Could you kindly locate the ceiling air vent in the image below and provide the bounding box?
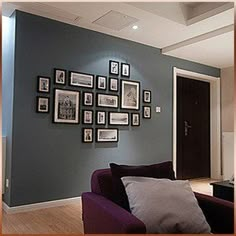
[93,10,139,31]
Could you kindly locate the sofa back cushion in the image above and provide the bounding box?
[110,161,175,211]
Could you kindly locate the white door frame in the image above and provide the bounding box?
[173,67,222,180]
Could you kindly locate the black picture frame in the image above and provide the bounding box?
[96,75,107,90]
[83,91,94,106]
[96,111,106,125]
[53,88,80,124]
[36,96,49,113]
[121,63,130,78]
[108,112,129,126]
[131,113,140,126]
[96,128,119,143]
[143,90,151,103]
[82,110,93,125]
[120,79,140,110]
[109,77,119,92]
[37,76,50,93]
[82,128,93,143]
[69,71,94,88]
[54,68,66,85]
[143,106,151,119]
[109,60,119,76]
[96,93,119,108]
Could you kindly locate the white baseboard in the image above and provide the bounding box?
[2,196,81,214]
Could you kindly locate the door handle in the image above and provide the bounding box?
[184,121,192,136]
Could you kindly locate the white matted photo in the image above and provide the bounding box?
[38,76,50,93]
[109,112,129,125]
[69,71,94,88]
[143,106,151,119]
[54,89,80,123]
[143,90,151,103]
[121,63,130,78]
[83,110,93,124]
[83,92,93,106]
[131,113,140,126]
[96,128,118,142]
[109,60,119,75]
[37,97,49,113]
[82,128,93,143]
[54,69,66,85]
[121,80,140,110]
[109,78,118,91]
[96,111,106,125]
[97,76,107,90]
[97,94,119,108]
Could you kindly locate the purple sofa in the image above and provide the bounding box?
[82,167,234,234]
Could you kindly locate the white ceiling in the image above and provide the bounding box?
[3,2,234,69]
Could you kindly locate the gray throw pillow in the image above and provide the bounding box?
[121,176,211,234]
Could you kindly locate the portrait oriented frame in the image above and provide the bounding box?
[96,110,106,125]
[109,60,119,76]
[82,128,93,143]
[82,110,94,125]
[83,91,94,107]
[143,106,151,119]
[36,96,50,113]
[37,76,50,93]
[121,63,130,78]
[109,77,119,92]
[131,113,140,126]
[54,68,66,85]
[143,90,152,103]
[96,75,107,90]
[121,79,140,110]
[53,89,80,124]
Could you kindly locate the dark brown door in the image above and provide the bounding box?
[177,76,210,179]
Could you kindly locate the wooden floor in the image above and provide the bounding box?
[2,179,214,234]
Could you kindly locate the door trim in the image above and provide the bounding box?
[173,67,222,179]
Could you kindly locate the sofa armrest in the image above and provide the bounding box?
[82,192,146,234]
[194,192,234,234]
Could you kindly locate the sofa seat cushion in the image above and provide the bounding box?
[110,161,175,211]
[121,176,211,234]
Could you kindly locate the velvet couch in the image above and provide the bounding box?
[82,167,234,234]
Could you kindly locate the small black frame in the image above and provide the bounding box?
[37,76,50,93]
[83,91,94,107]
[96,110,106,125]
[82,110,94,125]
[36,96,50,113]
[109,60,119,76]
[96,128,119,143]
[121,63,130,78]
[109,77,119,92]
[143,90,152,103]
[108,112,129,126]
[69,71,94,88]
[143,106,151,119]
[96,75,107,90]
[131,113,140,126]
[54,68,66,85]
[82,128,93,143]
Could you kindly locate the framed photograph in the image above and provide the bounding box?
[121,63,130,78]
[131,113,140,126]
[38,76,50,93]
[96,128,119,142]
[36,96,49,113]
[109,78,118,92]
[96,111,106,125]
[143,106,151,119]
[83,92,93,106]
[54,68,66,85]
[82,110,93,124]
[97,93,119,108]
[109,60,119,76]
[143,90,151,103]
[82,128,93,143]
[69,71,94,88]
[109,112,129,126]
[97,75,107,90]
[121,80,140,110]
[53,89,80,124]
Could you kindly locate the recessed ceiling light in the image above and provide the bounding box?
[132,25,138,30]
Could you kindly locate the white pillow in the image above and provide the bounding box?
[121,176,211,234]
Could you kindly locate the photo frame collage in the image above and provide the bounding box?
[36,60,152,143]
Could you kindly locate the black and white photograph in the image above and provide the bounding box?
[97,76,107,90]
[143,90,151,103]
[83,110,93,124]
[121,80,140,110]
[121,63,130,78]
[36,96,49,113]
[38,76,50,93]
[97,93,119,108]
[96,128,118,142]
[53,89,79,123]
[82,128,93,143]
[109,112,129,126]
[131,113,140,126]
[54,69,66,85]
[109,78,118,91]
[69,71,94,88]
[143,106,151,119]
[109,60,119,75]
[83,92,93,106]
[96,111,106,125]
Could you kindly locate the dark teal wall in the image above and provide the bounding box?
[4,11,220,206]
